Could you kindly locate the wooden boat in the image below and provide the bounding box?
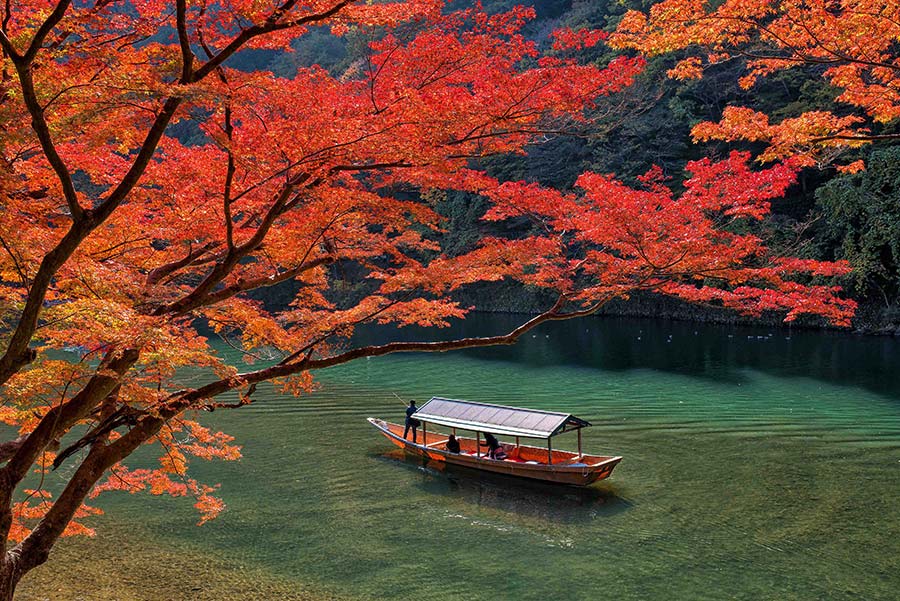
[368,397,622,486]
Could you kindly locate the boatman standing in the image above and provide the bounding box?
[403,400,420,443]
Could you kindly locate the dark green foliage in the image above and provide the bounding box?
[817,147,900,309]
[268,27,353,77]
[429,190,490,257]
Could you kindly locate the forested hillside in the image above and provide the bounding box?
[227,0,900,332]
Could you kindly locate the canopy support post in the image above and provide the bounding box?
[577,429,582,458]
[423,420,427,446]
[515,436,519,448]
[476,432,481,458]
[547,437,552,465]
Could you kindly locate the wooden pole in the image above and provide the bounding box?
[547,437,552,465]
[423,420,427,446]
[476,432,481,458]
[577,429,582,458]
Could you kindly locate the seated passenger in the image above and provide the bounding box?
[480,432,507,460]
[446,434,461,454]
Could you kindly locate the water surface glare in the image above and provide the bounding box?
[21,315,900,600]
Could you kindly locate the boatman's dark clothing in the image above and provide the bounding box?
[403,404,420,443]
[447,437,461,453]
[480,433,505,459]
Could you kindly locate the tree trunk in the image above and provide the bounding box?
[0,556,22,601]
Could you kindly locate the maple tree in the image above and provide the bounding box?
[609,0,900,171]
[0,0,855,597]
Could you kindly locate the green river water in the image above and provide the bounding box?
[18,315,900,600]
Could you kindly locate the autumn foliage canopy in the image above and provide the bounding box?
[0,0,856,593]
[610,0,900,170]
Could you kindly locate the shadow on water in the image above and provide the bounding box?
[374,449,632,524]
[356,313,900,399]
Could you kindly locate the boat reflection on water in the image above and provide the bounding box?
[376,449,632,524]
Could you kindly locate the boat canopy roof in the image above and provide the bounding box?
[413,397,590,439]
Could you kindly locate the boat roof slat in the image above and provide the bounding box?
[504,412,527,428]
[443,403,466,419]
[413,397,591,439]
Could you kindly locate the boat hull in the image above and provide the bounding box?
[368,418,621,486]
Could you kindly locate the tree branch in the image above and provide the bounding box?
[152,175,308,316]
[161,294,616,408]
[223,104,236,251]
[199,255,335,307]
[91,96,184,224]
[175,0,194,82]
[0,348,138,548]
[810,132,900,143]
[0,438,27,466]
[11,61,83,221]
[22,0,72,64]
[0,0,346,387]
[191,0,353,83]
[0,225,89,386]
[145,241,220,287]
[38,295,606,538]
[0,235,27,287]
[0,30,19,63]
[13,413,151,573]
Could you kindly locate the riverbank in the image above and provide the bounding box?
[449,282,900,336]
[256,276,900,336]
